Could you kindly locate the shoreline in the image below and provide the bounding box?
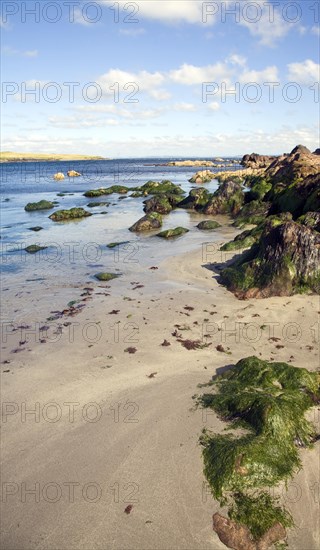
[1,235,319,550]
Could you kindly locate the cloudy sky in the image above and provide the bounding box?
[1,0,319,157]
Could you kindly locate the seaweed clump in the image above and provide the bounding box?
[197,356,319,547]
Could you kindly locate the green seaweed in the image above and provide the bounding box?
[94,272,120,281]
[25,200,54,212]
[49,208,92,222]
[156,227,189,238]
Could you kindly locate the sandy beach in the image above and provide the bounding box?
[1,235,319,550]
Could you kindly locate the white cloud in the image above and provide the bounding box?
[169,62,232,85]
[208,102,220,111]
[173,102,197,112]
[239,66,279,84]
[119,28,146,37]
[227,54,247,67]
[311,26,320,36]
[2,46,38,57]
[239,0,292,47]
[287,60,320,85]
[99,0,214,25]
[97,68,168,100]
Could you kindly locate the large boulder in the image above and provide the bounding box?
[129,212,162,232]
[220,221,320,298]
[241,153,276,169]
[177,188,212,210]
[143,195,173,214]
[189,169,215,183]
[203,181,244,215]
[49,208,92,222]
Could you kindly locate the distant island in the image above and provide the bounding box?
[0,152,108,163]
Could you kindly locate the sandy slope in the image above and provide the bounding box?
[1,245,319,550]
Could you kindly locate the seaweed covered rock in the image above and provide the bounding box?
[25,245,48,254]
[298,211,320,232]
[203,180,244,216]
[137,180,184,196]
[84,186,129,198]
[25,200,55,212]
[220,220,320,298]
[189,169,215,183]
[245,176,272,201]
[197,220,221,230]
[198,356,319,547]
[49,208,92,222]
[156,227,189,238]
[87,201,110,208]
[241,153,276,169]
[223,213,293,252]
[177,187,212,210]
[234,200,271,228]
[143,195,173,214]
[94,272,120,281]
[129,212,162,232]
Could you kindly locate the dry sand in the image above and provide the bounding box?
[1,242,319,550]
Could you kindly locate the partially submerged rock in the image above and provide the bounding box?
[137,180,184,197]
[84,185,129,198]
[67,170,81,177]
[28,226,43,232]
[94,272,120,281]
[87,201,110,208]
[25,245,48,254]
[54,172,65,180]
[156,227,189,238]
[49,208,92,222]
[25,200,54,212]
[143,195,173,214]
[107,241,129,249]
[203,181,244,216]
[189,169,215,184]
[129,212,162,232]
[212,513,286,550]
[178,188,212,210]
[197,220,221,230]
[220,221,320,298]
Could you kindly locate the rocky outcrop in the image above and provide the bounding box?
[177,188,212,210]
[143,195,173,215]
[203,181,244,215]
[25,200,54,211]
[54,172,65,180]
[67,170,81,177]
[156,227,189,238]
[220,221,320,298]
[212,513,286,550]
[298,211,320,232]
[241,153,276,169]
[84,186,129,197]
[129,212,162,232]
[189,170,215,183]
[49,208,92,222]
[266,145,320,183]
[168,160,215,167]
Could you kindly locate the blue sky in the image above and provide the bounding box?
[1,0,319,157]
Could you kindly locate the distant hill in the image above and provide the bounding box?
[0,152,108,163]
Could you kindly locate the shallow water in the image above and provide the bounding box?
[1,158,241,321]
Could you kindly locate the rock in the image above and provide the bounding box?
[313,148,320,155]
[25,245,48,254]
[167,160,215,167]
[138,180,184,196]
[220,221,320,298]
[241,153,276,169]
[49,208,92,222]
[178,188,212,210]
[234,200,271,227]
[224,213,292,251]
[298,211,320,232]
[94,272,120,281]
[129,212,163,232]
[25,200,54,212]
[246,176,272,201]
[87,201,110,208]
[28,226,43,232]
[67,170,81,177]
[265,145,320,185]
[212,513,286,550]
[54,172,65,180]
[84,186,129,197]
[189,169,215,183]
[156,227,189,238]
[203,181,244,216]
[196,220,221,230]
[143,195,173,214]
[107,241,130,249]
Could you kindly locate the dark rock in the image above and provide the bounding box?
[49,208,92,222]
[220,221,320,298]
[84,186,129,198]
[143,195,172,214]
[25,245,48,254]
[197,220,221,230]
[241,153,276,169]
[29,226,43,232]
[129,212,163,232]
[177,188,212,210]
[25,200,54,212]
[156,227,189,238]
[234,201,271,227]
[203,181,244,216]
[298,211,320,232]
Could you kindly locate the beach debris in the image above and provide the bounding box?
[147,372,157,378]
[178,339,211,350]
[54,172,65,180]
[161,340,171,346]
[125,347,137,354]
[124,505,133,514]
[149,266,158,270]
[108,310,120,315]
